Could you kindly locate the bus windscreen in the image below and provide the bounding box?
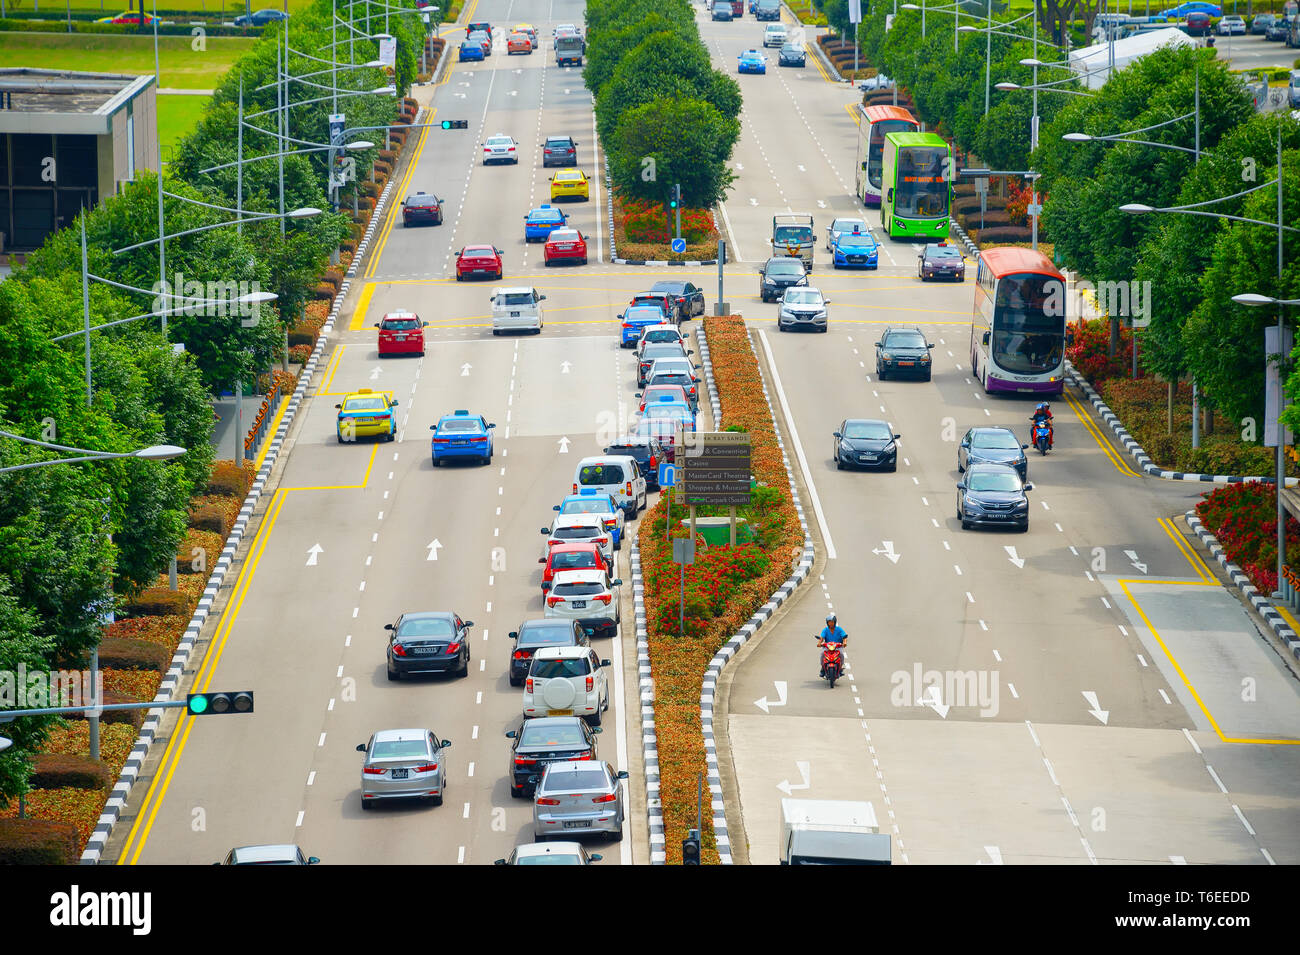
[992,273,1067,375]
[895,147,949,218]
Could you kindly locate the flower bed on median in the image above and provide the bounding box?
[612,189,720,262]
[1195,482,1300,595]
[636,315,803,863]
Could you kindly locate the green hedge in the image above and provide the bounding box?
[0,819,80,865]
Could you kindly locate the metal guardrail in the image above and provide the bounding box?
[242,393,273,462]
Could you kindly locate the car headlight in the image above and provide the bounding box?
[815,310,827,319]
[880,353,894,361]
[964,501,982,514]
[883,442,896,455]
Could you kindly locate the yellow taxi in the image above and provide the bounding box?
[549,168,590,202]
[514,23,538,44]
[335,388,399,443]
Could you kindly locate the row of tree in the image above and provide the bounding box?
[586,0,742,208]
[857,1,1300,433]
[0,0,421,802]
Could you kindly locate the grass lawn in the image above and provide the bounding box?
[0,32,252,87]
[157,91,209,154]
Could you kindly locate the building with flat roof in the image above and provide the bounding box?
[0,68,156,252]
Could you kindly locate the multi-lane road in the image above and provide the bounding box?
[104,0,1300,866]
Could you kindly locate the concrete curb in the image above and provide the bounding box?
[949,217,981,259]
[1184,510,1300,662]
[79,108,414,866]
[696,318,815,865]
[1066,363,1299,487]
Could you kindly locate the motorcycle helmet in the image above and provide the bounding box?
[825,614,837,625]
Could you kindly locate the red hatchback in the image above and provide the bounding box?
[544,228,588,266]
[374,310,427,357]
[456,245,503,281]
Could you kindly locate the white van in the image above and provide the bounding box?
[572,455,646,520]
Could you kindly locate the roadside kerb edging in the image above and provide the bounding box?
[1066,362,1299,487]
[949,217,980,259]
[1185,510,1300,662]
[79,109,416,865]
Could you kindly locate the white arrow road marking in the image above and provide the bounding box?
[460,363,472,377]
[776,760,811,795]
[1082,690,1110,725]
[979,846,1004,865]
[509,90,518,96]
[735,162,745,171]
[369,366,382,380]
[754,680,788,714]
[560,360,572,374]
[305,544,323,566]
[454,92,467,98]
[749,197,758,206]
[871,541,900,563]
[426,539,442,561]
[1004,545,1025,568]
[816,199,826,208]
[1124,549,1148,573]
[797,164,806,172]
[558,436,571,453]
[918,685,950,718]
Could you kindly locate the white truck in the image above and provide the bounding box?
[779,798,892,865]
[771,214,815,272]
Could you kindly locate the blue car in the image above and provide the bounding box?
[738,49,766,74]
[619,304,669,348]
[523,204,567,242]
[458,41,485,62]
[831,230,879,269]
[553,489,625,547]
[430,410,495,465]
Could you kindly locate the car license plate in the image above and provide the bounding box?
[391,768,409,779]
[393,335,406,341]
[413,646,437,654]
[547,709,573,717]
[474,267,487,272]
[987,513,1006,520]
[510,311,520,317]
[563,821,589,829]
[571,600,587,609]
[860,454,875,462]
[899,361,914,366]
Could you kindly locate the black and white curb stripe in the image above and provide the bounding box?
[698,319,815,865]
[79,111,415,865]
[694,315,724,430]
[603,155,719,267]
[949,218,980,259]
[1067,362,1299,487]
[1185,510,1300,662]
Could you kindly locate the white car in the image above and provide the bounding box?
[494,841,603,865]
[827,217,866,250]
[1218,15,1246,34]
[551,490,625,550]
[857,72,893,91]
[635,323,686,359]
[220,844,320,865]
[521,645,612,723]
[483,133,519,164]
[572,454,647,519]
[777,286,830,333]
[763,23,788,47]
[491,286,545,334]
[544,570,623,641]
[542,514,614,564]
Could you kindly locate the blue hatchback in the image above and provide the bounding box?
[832,231,879,269]
[430,410,495,465]
[524,204,567,242]
[458,41,485,62]
[738,49,767,74]
[620,304,669,348]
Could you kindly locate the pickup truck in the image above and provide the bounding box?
[779,798,892,865]
[771,214,815,272]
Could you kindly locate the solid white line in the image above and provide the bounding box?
[613,588,631,867]
[296,811,304,827]
[758,330,835,558]
[593,104,603,263]
[717,200,744,262]
[1261,848,1277,864]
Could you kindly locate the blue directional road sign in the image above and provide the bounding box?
[658,461,677,487]
[671,237,687,254]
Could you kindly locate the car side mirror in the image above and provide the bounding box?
[833,432,841,438]
[540,295,547,300]
[505,730,517,738]
[616,770,629,780]
[423,322,430,327]
[982,332,990,345]
[928,343,935,348]
[553,505,561,510]
[541,528,551,534]
[384,623,394,630]
[823,299,832,304]
[593,727,603,734]
[960,439,970,447]
[894,434,902,439]
[488,423,497,428]
[634,392,642,398]
[463,621,473,628]
[1021,444,1030,450]
[494,858,508,866]
[429,425,436,431]
[334,404,341,409]
[307,857,320,864]
[693,364,701,370]
[538,557,546,563]
[956,482,966,490]
[600,659,612,667]
[441,740,452,748]
[356,743,367,752]
[612,579,623,586]
[589,854,603,862]
[373,322,380,328]
[1024,483,1034,491]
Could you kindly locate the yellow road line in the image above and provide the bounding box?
[844,102,861,125]
[348,279,378,332]
[1062,386,1141,477]
[252,395,290,473]
[809,42,834,83]
[1276,603,1300,635]
[1118,578,1300,745]
[318,344,348,394]
[1156,516,1215,583]
[364,113,433,282]
[285,444,379,490]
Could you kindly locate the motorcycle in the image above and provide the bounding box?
[1031,418,1052,456]
[816,636,845,688]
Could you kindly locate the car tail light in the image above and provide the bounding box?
[512,649,533,660]
[547,595,563,607]
[572,752,593,761]
[536,797,561,806]
[585,676,594,692]
[433,438,451,444]
[572,483,578,494]
[602,518,616,528]
[363,766,386,775]
[472,436,487,442]
[625,481,633,496]
[594,537,607,546]
[392,644,407,657]
[593,594,612,604]
[446,642,460,654]
[514,757,536,766]
[688,387,696,396]
[544,148,553,153]
[414,763,438,773]
[592,792,618,803]
[622,323,632,330]
[508,146,515,151]
[525,678,534,692]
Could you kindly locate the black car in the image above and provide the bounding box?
[650,280,706,321]
[1251,13,1275,34]
[875,325,935,381]
[401,191,443,226]
[629,291,680,326]
[711,1,733,20]
[386,611,472,680]
[755,0,781,19]
[958,427,1028,481]
[467,20,492,37]
[605,435,671,490]
[638,342,692,387]
[833,419,900,472]
[506,717,600,797]
[957,463,1033,532]
[758,257,808,302]
[234,8,289,26]
[542,135,579,167]
[508,619,589,687]
[918,242,965,281]
[1266,14,1292,39]
[778,42,806,67]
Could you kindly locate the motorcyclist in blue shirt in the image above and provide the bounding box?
[818,613,848,676]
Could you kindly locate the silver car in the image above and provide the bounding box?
[1218,14,1246,34]
[533,760,629,841]
[220,844,319,864]
[826,217,866,250]
[357,728,451,809]
[495,841,603,865]
[777,286,830,332]
[763,23,788,47]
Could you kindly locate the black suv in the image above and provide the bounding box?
[507,619,589,686]
[401,191,443,226]
[650,280,706,321]
[542,135,578,167]
[875,325,935,381]
[758,257,808,302]
[755,0,781,19]
[606,435,671,490]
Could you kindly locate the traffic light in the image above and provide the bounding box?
[440,120,468,129]
[187,691,254,715]
[669,183,680,210]
[682,828,701,865]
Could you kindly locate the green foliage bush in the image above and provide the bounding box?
[95,638,170,672]
[0,819,80,865]
[29,755,112,792]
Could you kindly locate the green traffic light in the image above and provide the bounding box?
[188,694,208,715]
[441,120,452,129]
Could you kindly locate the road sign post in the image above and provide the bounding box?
[716,240,727,315]
[672,535,696,637]
[659,460,677,540]
[674,431,752,507]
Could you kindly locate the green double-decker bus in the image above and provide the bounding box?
[880,132,952,241]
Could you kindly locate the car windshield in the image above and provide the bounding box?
[971,431,1021,450]
[968,472,1023,492]
[552,581,605,597]
[773,225,813,242]
[382,318,421,330]
[635,418,678,440]
[645,406,690,420]
[784,290,823,305]
[541,769,609,792]
[560,499,611,515]
[371,739,428,759]
[626,307,664,322]
[767,260,804,276]
[531,210,562,221]
[498,292,533,306]
[650,373,692,388]
[516,855,583,865]
[643,330,680,344]
[557,172,582,181]
[518,626,578,647]
[519,723,587,746]
[832,219,861,233]
[843,421,891,440]
[839,233,873,245]
[546,138,572,147]
[578,465,624,485]
[344,396,387,412]
[396,617,454,637]
[487,136,512,146]
[644,344,686,359]
[550,552,599,570]
[465,247,495,257]
[884,332,926,348]
[553,525,600,539]
[550,230,579,241]
[929,246,960,258]
[438,419,482,434]
[406,196,436,207]
[651,283,685,294]
[531,657,591,678]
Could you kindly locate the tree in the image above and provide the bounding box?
[584,10,698,96]
[608,97,740,207]
[0,574,55,808]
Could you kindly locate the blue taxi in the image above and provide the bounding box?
[524,204,568,243]
[620,304,669,348]
[831,228,879,269]
[641,394,696,433]
[552,488,625,548]
[430,410,496,465]
[738,49,767,74]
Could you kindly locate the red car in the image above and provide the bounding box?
[540,542,613,594]
[374,310,427,357]
[543,228,588,266]
[456,245,503,281]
